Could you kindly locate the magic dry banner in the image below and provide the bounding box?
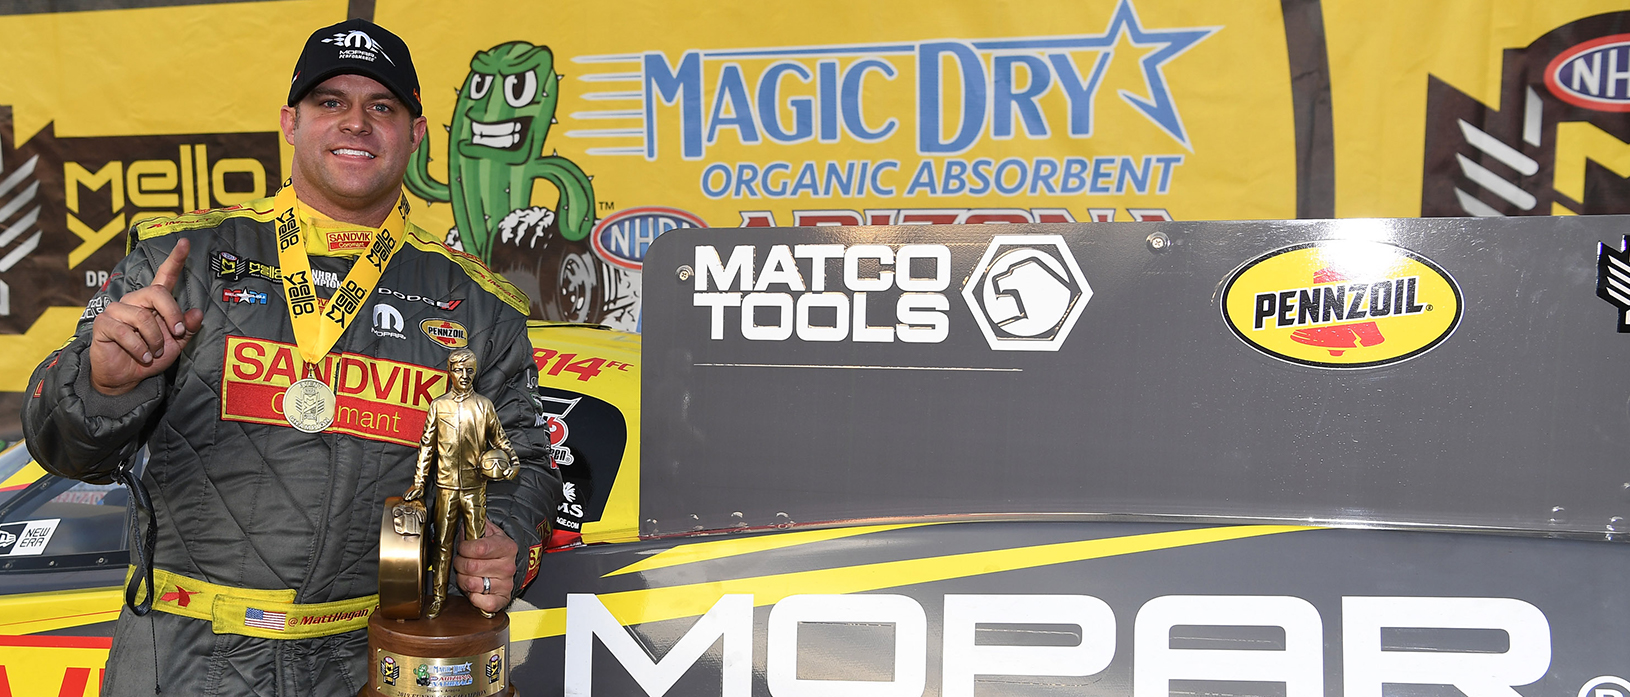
[0,0,1628,421]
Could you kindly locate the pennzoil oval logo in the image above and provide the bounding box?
[1220,241,1463,369]
[420,319,469,349]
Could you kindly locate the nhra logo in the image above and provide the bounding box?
[592,206,705,270]
[1422,13,1630,216]
[961,235,1092,351]
[1545,34,1630,111]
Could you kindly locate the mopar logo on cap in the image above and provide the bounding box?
[1545,34,1630,111]
[1221,241,1463,369]
[592,206,706,270]
[321,30,395,65]
[961,235,1092,351]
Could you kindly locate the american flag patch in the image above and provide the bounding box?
[244,607,287,631]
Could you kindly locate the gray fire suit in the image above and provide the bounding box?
[23,201,560,695]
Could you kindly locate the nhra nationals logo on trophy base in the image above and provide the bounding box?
[1221,241,1463,369]
[962,235,1092,351]
[1422,12,1630,216]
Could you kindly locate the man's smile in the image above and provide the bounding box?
[331,147,376,159]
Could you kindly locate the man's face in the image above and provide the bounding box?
[450,361,475,393]
[280,74,426,219]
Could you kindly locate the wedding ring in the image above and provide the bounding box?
[482,576,491,594]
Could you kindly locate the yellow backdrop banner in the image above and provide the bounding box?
[0,0,1626,400]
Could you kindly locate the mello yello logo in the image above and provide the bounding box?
[1221,241,1463,369]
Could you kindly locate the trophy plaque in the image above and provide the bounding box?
[365,498,511,697]
[362,349,520,697]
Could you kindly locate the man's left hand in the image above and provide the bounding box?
[454,519,517,614]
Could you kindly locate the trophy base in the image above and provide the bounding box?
[361,595,515,696]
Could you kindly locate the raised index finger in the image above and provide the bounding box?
[151,238,191,291]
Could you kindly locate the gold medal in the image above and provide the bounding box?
[282,378,337,433]
[268,183,408,435]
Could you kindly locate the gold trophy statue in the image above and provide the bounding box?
[364,348,518,697]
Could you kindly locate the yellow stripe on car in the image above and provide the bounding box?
[512,524,1315,641]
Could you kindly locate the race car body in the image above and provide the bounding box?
[6,215,1630,696]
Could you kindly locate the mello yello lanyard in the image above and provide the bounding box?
[270,183,408,433]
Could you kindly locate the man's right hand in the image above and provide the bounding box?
[88,238,205,396]
[403,486,423,502]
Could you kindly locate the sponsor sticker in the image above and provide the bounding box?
[0,519,58,556]
[1220,241,1462,369]
[1596,236,1630,331]
[962,235,1093,351]
[421,318,469,349]
[219,335,446,446]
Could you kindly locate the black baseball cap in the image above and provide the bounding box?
[288,19,422,116]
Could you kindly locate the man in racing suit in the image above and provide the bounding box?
[22,19,560,695]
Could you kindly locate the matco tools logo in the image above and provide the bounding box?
[692,242,953,343]
[962,235,1092,351]
[1221,241,1463,369]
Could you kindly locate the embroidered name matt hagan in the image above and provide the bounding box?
[220,336,448,446]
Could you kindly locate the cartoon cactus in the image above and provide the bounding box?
[406,41,595,263]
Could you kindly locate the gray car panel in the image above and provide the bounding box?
[641,218,1630,538]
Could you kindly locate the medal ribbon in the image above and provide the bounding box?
[271,183,409,370]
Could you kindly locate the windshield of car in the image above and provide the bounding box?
[0,445,143,572]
